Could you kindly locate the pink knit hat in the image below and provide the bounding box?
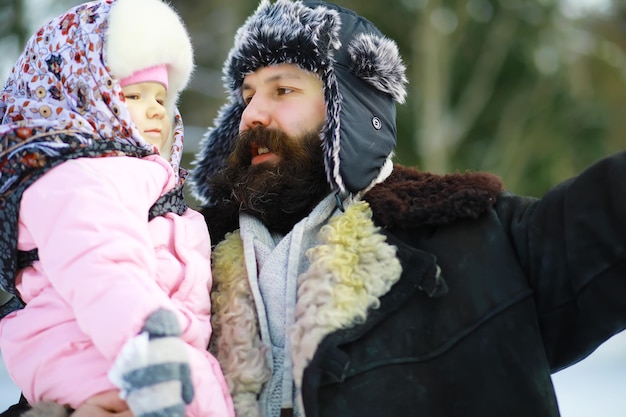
[119,64,169,89]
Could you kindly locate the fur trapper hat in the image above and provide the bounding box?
[191,0,407,205]
[106,0,194,115]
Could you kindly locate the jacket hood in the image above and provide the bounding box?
[191,0,407,206]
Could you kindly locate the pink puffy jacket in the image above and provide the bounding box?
[0,155,234,417]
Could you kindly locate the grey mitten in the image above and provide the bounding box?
[109,308,194,417]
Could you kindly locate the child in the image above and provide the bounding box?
[0,1,234,416]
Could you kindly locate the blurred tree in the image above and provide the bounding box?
[0,0,27,47]
[1,0,88,80]
[0,0,28,80]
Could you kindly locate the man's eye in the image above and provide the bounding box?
[277,87,293,96]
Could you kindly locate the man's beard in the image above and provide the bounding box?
[207,127,331,236]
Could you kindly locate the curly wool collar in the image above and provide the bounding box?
[365,164,504,228]
[210,200,402,417]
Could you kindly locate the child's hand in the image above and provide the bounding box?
[73,390,132,417]
[108,309,194,417]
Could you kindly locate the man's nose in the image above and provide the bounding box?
[240,95,270,130]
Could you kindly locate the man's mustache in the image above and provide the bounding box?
[229,127,293,165]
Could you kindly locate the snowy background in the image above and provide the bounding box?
[2,330,626,414]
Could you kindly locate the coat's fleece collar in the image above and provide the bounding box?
[365,164,504,229]
[210,200,402,417]
[210,229,270,417]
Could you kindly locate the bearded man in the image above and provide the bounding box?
[188,1,626,417]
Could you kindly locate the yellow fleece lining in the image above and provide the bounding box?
[211,201,402,416]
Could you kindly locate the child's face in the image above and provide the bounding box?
[122,82,170,152]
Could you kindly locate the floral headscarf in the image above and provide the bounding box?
[0,0,187,313]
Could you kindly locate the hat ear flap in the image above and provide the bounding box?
[190,101,243,206]
[334,66,397,193]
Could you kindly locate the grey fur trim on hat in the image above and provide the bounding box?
[191,0,407,205]
[106,0,194,114]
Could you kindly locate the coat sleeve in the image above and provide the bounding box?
[18,158,178,359]
[495,151,626,372]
